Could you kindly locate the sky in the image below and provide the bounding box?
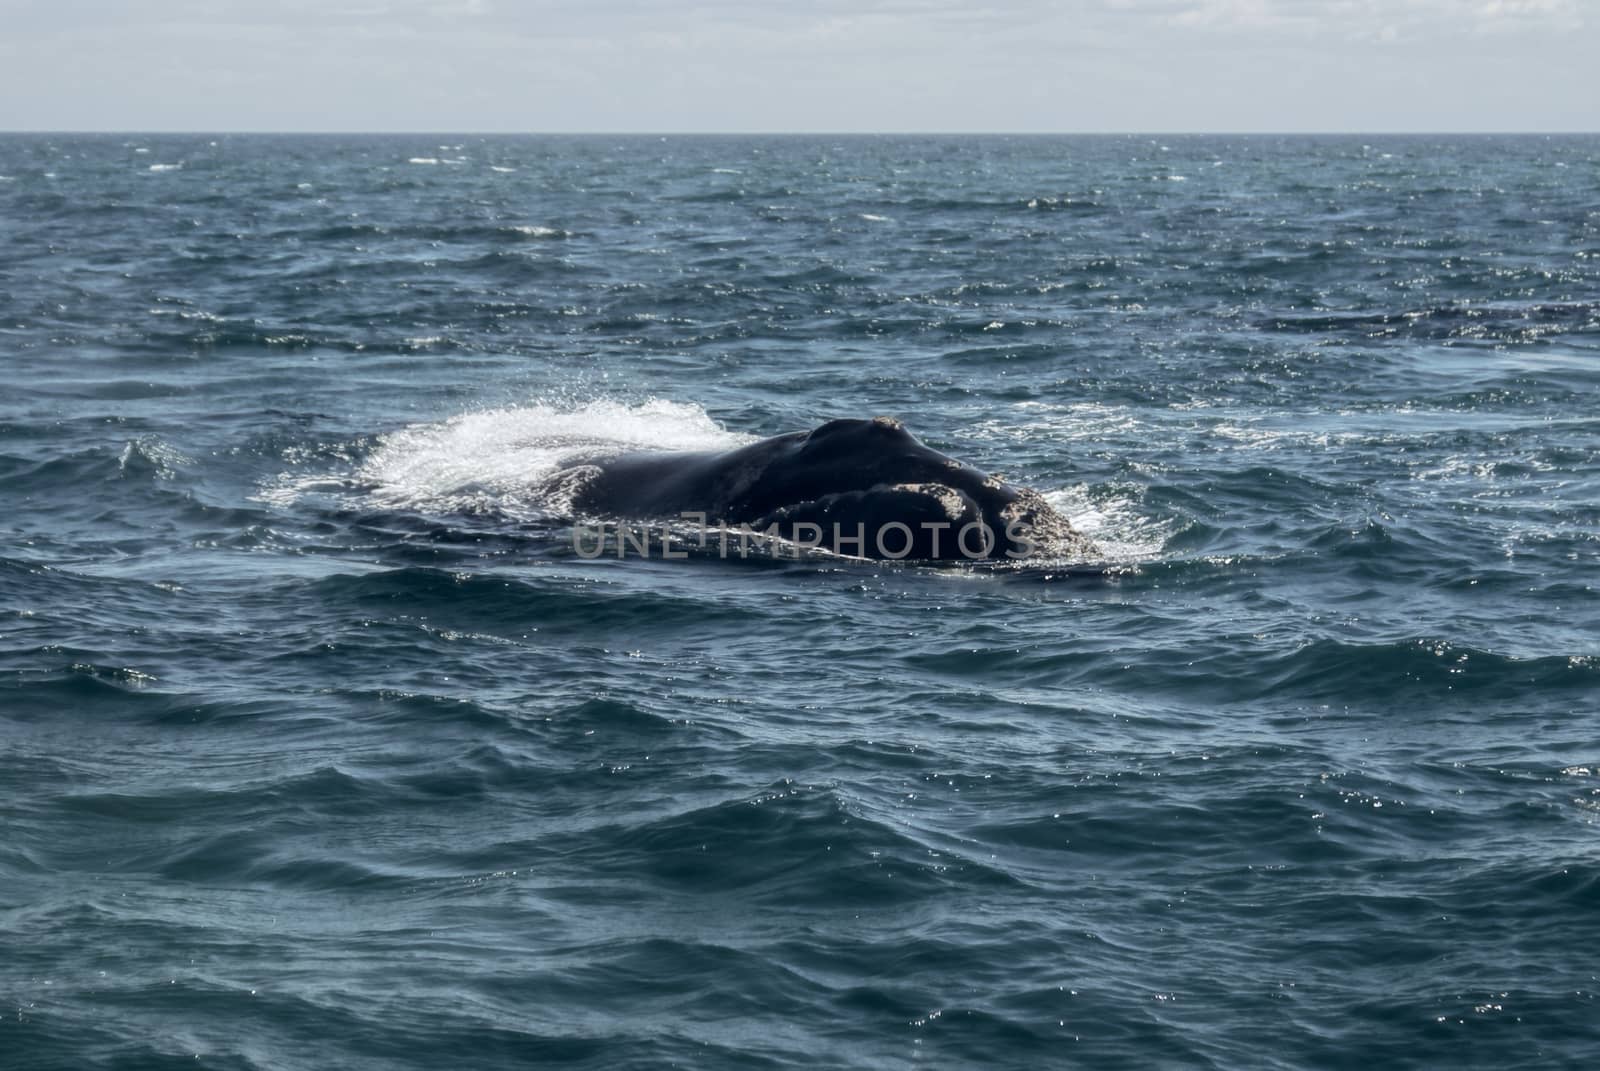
[0,0,1593,132]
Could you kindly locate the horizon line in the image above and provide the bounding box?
[3,129,1599,138]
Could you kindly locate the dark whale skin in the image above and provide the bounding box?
[553,416,1095,561]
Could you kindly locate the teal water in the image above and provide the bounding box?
[2,134,1598,1069]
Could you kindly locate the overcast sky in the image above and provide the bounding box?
[0,0,1593,132]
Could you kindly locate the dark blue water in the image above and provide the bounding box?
[2,134,1598,1069]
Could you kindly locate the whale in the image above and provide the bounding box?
[543,416,1096,561]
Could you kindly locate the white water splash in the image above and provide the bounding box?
[260,398,749,518]
[1044,485,1173,564]
[967,403,1172,562]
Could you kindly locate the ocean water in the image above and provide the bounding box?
[1,133,1597,1069]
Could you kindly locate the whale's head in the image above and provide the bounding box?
[728,416,1084,559]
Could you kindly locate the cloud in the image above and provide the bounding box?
[0,0,1592,130]
[1095,0,1583,34]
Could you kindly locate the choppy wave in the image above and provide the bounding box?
[1261,301,1600,344]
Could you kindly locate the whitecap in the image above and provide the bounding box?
[148,163,182,172]
[408,157,440,165]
